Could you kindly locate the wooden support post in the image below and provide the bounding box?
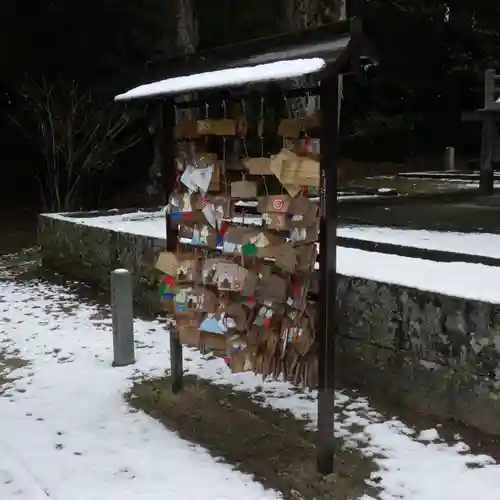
[480,114,497,195]
[111,269,135,367]
[316,72,340,476]
[160,99,184,394]
[485,69,496,109]
[481,70,497,194]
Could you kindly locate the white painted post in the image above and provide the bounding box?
[444,146,455,171]
[111,269,135,367]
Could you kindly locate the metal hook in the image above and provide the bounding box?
[284,94,292,119]
[240,99,246,115]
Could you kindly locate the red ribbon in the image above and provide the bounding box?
[291,279,301,297]
[303,133,311,153]
[219,223,228,239]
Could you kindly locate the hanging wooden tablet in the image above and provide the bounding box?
[280,156,320,188]
[200,329,227,354]
[243,157,273,175]
[258,195,291,231]
[190,222,218,248]
[290,219,320,246]
[207,161,222,192]
[155,252,180,277]
[174,254,201,284]
[256,272,288,302]
[193,152,218,168]
[277,118,301,138]
[296,244,317,273]
[216,301,248,332]
[174,119,200,139]
[196,119,236,136]
[287,197,318,229]
[230,180,258,199]
[222,226,251,255]
[303,110,321,131]
[177,314,202,346]
[274,244,298,274]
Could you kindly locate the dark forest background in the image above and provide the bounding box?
[1,0,499,211]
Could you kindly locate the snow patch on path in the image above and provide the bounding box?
[0,280,280,500]
[1,275,500,499]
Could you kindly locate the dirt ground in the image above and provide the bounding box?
[345,175,479,195]
[0,351,28,396]
[0,208,38,255]
[127,375,377,500]
[0,209,36,395]
[340,197,500,233]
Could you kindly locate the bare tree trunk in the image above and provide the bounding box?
[11,80,139,212]
[283,0,347,110]
[147,0,199,207]
[284,0,346,30]
[157,0,199,57]
[177,0,199,55]
[283,0,346,192]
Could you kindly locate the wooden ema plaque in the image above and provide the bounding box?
[157,124,320,388]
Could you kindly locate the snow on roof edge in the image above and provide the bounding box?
[114,58,326,102]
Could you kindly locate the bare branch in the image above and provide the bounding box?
[9,78,144,211]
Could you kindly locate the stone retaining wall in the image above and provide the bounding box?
[39,212,500,436]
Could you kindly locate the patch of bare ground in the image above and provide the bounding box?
[127,375,377,500]
[0,350,29,395]
[0,208,38,256]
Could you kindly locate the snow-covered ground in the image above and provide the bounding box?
[0,278,279,500]
[339,225,500,259]
[47,211,500,303]
[1,272,500,499]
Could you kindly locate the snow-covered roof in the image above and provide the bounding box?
[114,58,326,102]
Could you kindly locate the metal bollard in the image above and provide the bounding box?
[111,269,135,367]
[444,146,455,171]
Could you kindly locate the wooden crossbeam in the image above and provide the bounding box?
[462,111,483,122]
[462,109,500,122]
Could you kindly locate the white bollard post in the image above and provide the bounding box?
[444,146,455,171]
[111,269,135,367]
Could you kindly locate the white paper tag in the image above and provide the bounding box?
[202,203,217,228]
[250,233,270,248]
[223,241,239,253]
[214,205,224,229]
[180,164,199,192]
[191,165,213,195]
